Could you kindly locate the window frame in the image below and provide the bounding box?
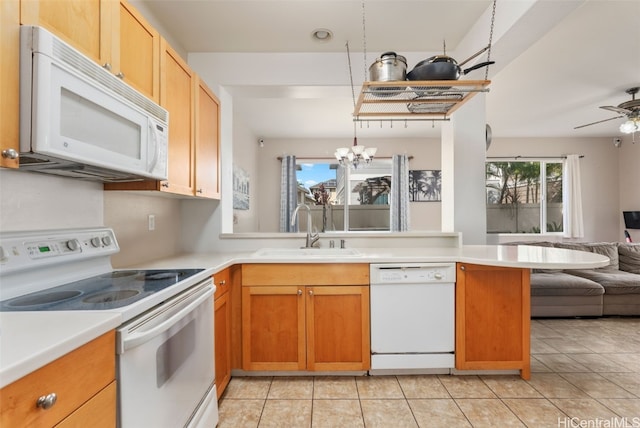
[485,158,564,235]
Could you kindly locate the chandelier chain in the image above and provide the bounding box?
[362,0,367,82]
[485,0,497,80]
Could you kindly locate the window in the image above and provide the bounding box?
[296,160,392,232]
[486,160,563,234]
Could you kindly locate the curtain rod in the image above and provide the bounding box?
[277,155,413,161]
[487,155,584,160]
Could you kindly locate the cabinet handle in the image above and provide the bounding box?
[297,289,302,295]
[196,188,203,194]
[1,149,18,160]
[36,393,57,410]
[219,280,226,285]
[308,290,314,296]
[116,72,125,79]
[460,265,466,271]
[102,63,112,71]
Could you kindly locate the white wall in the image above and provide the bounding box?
[618,135,640,242]
[0,169,103,231]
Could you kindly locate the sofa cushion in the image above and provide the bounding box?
[566,269,640,295]
[618,243,640,274]
[530,272,604,296]
[554,242,618,270]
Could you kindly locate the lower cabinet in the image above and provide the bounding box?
[455,263,531,379]
[214,268,231,399]
[241,264,370,372]
[0,331,116,427]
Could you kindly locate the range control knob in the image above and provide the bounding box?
[66,239,80,251]
[102,236,113,246]
[90,237,102,247]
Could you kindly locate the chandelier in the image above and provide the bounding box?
[335,137,377,169]
[620,117,639,134]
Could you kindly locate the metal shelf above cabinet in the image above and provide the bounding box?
[354,80,491,121]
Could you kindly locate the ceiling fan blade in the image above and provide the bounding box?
[600,105,632,115]
[573,115,625,129]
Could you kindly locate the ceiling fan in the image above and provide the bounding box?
[574,87,640,134]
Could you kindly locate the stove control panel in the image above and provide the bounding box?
[0,228,119,274]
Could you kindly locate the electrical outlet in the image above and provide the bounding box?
[148,214,155,231]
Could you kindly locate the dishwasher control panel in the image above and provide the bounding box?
[370,263,456,284]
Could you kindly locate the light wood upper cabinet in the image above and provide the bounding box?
[241,264,370,372]
[111,0,160,102]
[195,76,221,198]
[105,42,221,198]
[20,0,159,102]
[0,0,20,168]
[20,0,111,66]
[455,263,531,380]
[159,38,196,196]
[0,331,116,427]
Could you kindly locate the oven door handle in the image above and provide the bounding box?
[118,282,213,353]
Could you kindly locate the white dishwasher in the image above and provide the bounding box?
[370,263,456,373]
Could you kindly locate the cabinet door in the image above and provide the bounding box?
[214,292,231,399]
[194,77,221,199]
[160,39,195,196]
[242,286,305,371]
[113,0,160,101]
[306,286,370,371]
[20,0,111,65]
[455,263,531,379]
[0,0,20,168]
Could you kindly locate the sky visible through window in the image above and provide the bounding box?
[297,163,335,190]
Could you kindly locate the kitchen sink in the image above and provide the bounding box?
[252,247,362,258]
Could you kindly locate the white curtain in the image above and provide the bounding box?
[563,154,584,238]
[390,154,410,232]
[279,155,297,232]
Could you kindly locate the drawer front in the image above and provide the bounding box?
[1,331,115,427]
[242,263,369,286]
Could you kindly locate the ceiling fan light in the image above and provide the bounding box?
[620,120,640,134]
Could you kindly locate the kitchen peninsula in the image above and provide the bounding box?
[1,242,608,387]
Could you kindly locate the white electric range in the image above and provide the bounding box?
[0,227,219,428]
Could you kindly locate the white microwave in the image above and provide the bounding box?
[19,26,169,182]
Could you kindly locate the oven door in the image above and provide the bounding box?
[116,280,217,428]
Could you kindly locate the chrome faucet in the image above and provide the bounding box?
[291,204,320,248]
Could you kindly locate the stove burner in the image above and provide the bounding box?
[139,272,181,281]
[102,271,138,279]
[8,290,82,307]
[83,290,140,304]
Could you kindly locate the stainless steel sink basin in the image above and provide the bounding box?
[252,248,362,258]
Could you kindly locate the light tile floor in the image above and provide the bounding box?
[218,317,640,427]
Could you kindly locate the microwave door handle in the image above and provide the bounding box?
[119,285,213,353]
[147,121,159,173]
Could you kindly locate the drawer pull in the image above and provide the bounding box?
[219,280,226,285]
[297,289,302,295]
[36,393,57,410]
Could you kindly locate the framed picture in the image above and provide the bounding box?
[409,170,441,202]
[233,165,250,210]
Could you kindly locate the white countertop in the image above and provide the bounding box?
[0,311,121,388]
[0,244,608,388]
[132,245,610,271]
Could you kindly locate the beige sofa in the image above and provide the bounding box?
[514,242,640,317]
